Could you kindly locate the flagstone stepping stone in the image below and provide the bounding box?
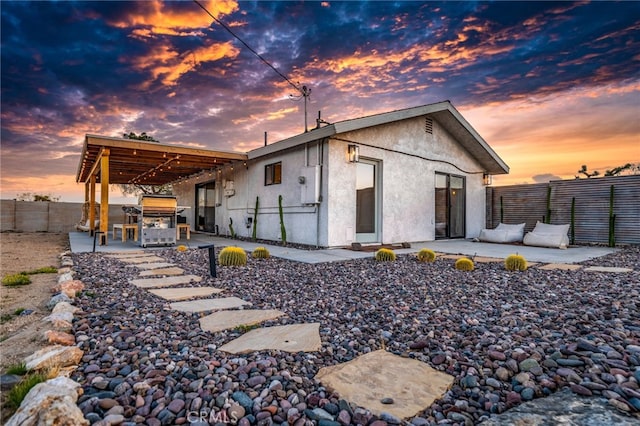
[118,256,166,264]
[583,266,633,273]
[200,309,286,333]
[473,256,503,263]
[139,267,185,277]
[125,262,175,270]
[104,252,146,258]
[170,297,251,313]
[219,323,320,354]
[149,286,224,301]
[315,350,454,420]
[130,275,202,289]
[537,263,582,271]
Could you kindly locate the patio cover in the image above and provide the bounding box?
[75,134,247,243]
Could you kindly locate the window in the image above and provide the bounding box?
[265,162,282,185]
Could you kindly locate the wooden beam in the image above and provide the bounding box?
[99,148,110,245]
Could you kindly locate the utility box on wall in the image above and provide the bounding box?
[300,165,321,205]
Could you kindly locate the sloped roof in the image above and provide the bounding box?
[76,134,247,185]
[248,101,509,175]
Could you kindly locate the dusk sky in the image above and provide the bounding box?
[1,1,639,203]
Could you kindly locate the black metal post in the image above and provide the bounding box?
[198,244,217,278]
[93,231,104,253]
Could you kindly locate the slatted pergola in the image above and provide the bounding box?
[75,134,247,244]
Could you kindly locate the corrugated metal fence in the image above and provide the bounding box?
[486,175,640,245]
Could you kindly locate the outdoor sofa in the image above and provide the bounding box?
[478,222,526,244]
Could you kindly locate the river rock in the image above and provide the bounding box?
[44,330,76,346]
[480,389,639,425]
[25,345,83,371]
[5,376,88,426]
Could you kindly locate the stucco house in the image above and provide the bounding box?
[172,100,509,248]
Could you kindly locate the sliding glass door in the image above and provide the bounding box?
[196,181,216,233]
[435,173,465,239]
[356,159,380,243]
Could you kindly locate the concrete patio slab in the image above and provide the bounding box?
[126,262,175,270]
[138,267,185,276]
[315,350,454,420]
[149,286,223,301]
[583,266,633,273]
[537,263,582,271]
[170,297,251,313]
[219,323,321,354]
[200,309,286,333]
[413,240,616,264]
[130,275,202,288]
[118,255,166,264]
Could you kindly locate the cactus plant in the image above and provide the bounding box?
[218,246,247,266]
[417,248,436,262]
[570,197,576,245]
[500,195,504,223]
[455,257,474,271]
[278,195,287,246]
[229,218,236,238]
[505,254,527,271]
[252,247,270,259]
[608,185,616,247]
[544,186,552,224]
[252,196,259,240]
[375,248,396,262]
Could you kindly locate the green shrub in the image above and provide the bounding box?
[234,323,260,333]
[2,273,31,286]
[218,246,247,266]
[375,248,396,262]
[23,266,57,275]
[505,254,527,271]
[417,248,436,262]
[5,372,48,409]
[5,362,27,375]
[455,257,474,271]
[251,247,270,259]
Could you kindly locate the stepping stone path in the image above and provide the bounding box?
[170,297,251,313]
[200,309,286,333]
[111,250,454,420]
[129,275,202,289]
[583,266,633,273]
[219,323,321,354]
[537,263,582,271]
[149,286,224,301]
[138,267,185,276]
[315,350,454,419]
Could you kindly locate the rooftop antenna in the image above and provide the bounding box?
[194,0,312,133]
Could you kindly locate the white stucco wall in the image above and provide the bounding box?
[326,115,487,247]
[173,140,328,246]
[174,114,490,248]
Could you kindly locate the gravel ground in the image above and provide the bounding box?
[71,245,640,425]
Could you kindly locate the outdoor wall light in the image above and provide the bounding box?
[347,144,360,163]
[483,173,492,185]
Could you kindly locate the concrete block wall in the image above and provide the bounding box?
[0,200,128,233]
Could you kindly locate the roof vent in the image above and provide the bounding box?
[425,117,433,134]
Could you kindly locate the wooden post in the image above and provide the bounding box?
[99,148,110,245]
[89,175,96,235]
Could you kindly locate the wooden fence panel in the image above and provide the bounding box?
[487,175,640,245]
